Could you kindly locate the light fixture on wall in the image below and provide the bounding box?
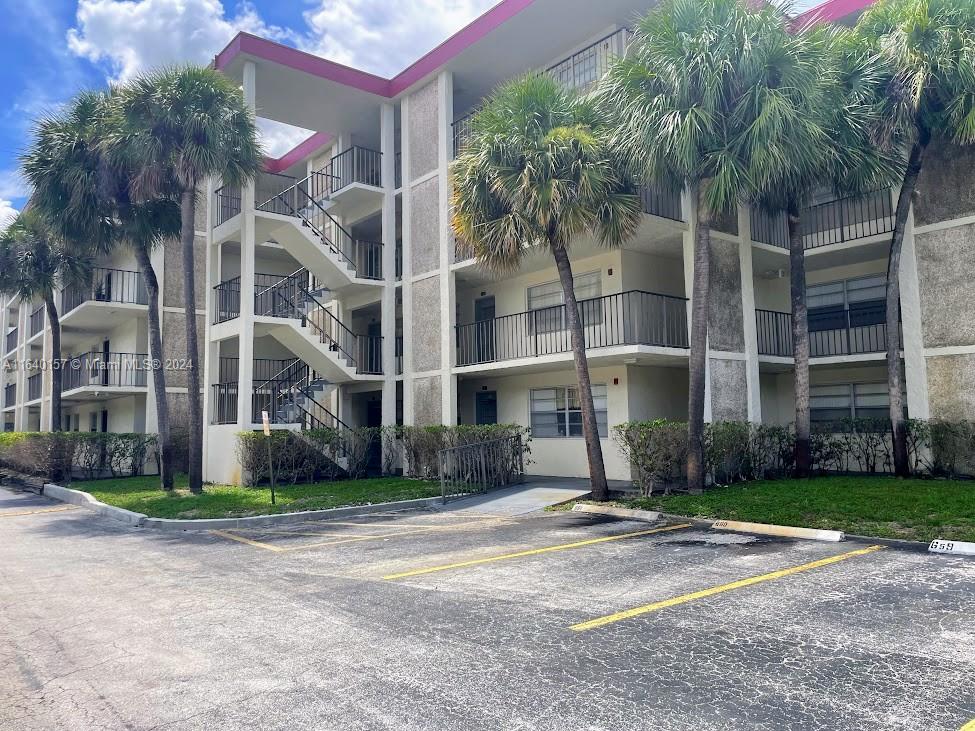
[762,268,786,280]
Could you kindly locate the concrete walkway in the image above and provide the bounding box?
[441,477,594,516]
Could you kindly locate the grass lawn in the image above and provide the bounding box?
[617,476,975,544]
[73,475,440,520]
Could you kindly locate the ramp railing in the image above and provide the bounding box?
[438,434,526,504]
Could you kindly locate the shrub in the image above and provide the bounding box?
[613,420,688,496]
[0,431,158,482]
[399,424,530,480]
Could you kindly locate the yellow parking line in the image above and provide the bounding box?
[210,530,285,553]
[0,505,77,518]
[959,719,975,731]
[570,544,886,632]
[383,523,693,580]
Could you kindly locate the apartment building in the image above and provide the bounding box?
[11,0,968,484]
[0,232,203,440]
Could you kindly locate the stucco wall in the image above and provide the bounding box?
[709,357,748,421]
[410,177,441,275]
[163,235,207,310]
[412,375,442,426]
[411,276,441,372]
[926,354,975,421]
[408,79,440,182]
[915,224,975,348]
[708,239,744,352]
[913,142,975,227]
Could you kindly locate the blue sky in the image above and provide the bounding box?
[0,0,497,225]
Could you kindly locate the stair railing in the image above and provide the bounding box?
[254,268,309,318]
[298,286,364,370]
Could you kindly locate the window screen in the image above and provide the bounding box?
[530,384,607,438]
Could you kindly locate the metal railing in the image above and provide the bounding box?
[213,276,241,323]
[4,383,14,408]
[63,352,148,391]
[27,373,41,402]
[217,357,302,384]
[756,308,896,357]
[750,190,894,250]
[256,171,383,280]
[456,290,689,367]
[641,185,683,222]
[62,268,148,313]
[546,27,631,95]
[254,270,308,318]
[214,185,242,226]
[5,328,17,354]
[29,306,44,337]
[395,336,403,376]
[452,112,475,157]
[439,434,526,504]
[320,146,383,194]
[211,382,238,425]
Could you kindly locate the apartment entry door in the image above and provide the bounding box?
[475,390,498,425]
[473,296,496,363]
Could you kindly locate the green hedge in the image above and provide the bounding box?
[0,431,158,481]
[614,418,975,495]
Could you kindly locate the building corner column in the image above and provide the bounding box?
[380,102,397,430]
[438,70,457,426]
[737,205,762,423]
[900,195,930,419]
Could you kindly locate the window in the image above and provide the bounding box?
[527,272,601,334]
[808,275,886,332]
[530,384,607,438]
[810,382,897,426]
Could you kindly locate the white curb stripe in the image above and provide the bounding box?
[928,539,975,556]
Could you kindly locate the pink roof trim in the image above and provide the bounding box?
[264,131,333,174]
[794,0,874,26]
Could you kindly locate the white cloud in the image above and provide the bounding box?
[0,170,27,202]
[302,0,496,77]
[67,0,299,82]
[257,119,315,158]
[0,200,18,233]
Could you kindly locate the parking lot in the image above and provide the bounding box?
[2,485,974,731]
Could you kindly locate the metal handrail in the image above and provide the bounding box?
[439,434,526,504]
[755,307,898,357]
[545,27,632,94]
[319,145,383,193]
[62,267,148,312]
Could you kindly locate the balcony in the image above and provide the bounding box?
[750,190,894,250]
[29,306,44,339]
[27,373,41,402]
[63,351,148,394]
[546,27,631,95]
[62,268,148,315]
[456,290,688,367]
[756,308,897,359]
[5,327,17,355]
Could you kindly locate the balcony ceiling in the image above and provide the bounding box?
[219,0,654,138]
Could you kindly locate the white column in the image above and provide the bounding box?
[236,60,258,432]
[14,305,27,431]
[738,206,762,423]
[380,102,397,429]
[438,71,457,426]
[400,96,414,425]
[900,198,930,419]
[200,174,217,465]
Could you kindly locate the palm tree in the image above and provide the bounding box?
[603,0,801,491]
[748,26,900,476]
[856,0,975,477]
[106,66,262,493]
[0,212,91,432]
[22,91,183,490]
[450,74,642,501]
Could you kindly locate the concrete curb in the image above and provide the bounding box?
[572,503,662,523]
[710,518,844,542]
[41,483,148,527]
[142,495,447,532]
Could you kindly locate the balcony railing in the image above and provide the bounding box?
[320,146,382,194]
[218,357,303,384]
[63,352,149,391]
[29,306,44,338]
[214,184,242,226]
[750,190,894,250]
[546,27,631,95]
[62,268,148,313]
[211,382,238,425]
[5,328,17,354]
[395,336,403,376]
[756,308,896,358]
[456,290,688,367]
[641,185,683,222]
[4,383,14,408]
[213,276,241,324]
[27,373,41,401]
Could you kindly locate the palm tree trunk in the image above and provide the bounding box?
[44,295,62,433]
[686,182,711,494]
[180,187,204,493]
[788,200,811,477]
[552,243,609,501]
[887,135,928,478]
[134,245,174,491]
